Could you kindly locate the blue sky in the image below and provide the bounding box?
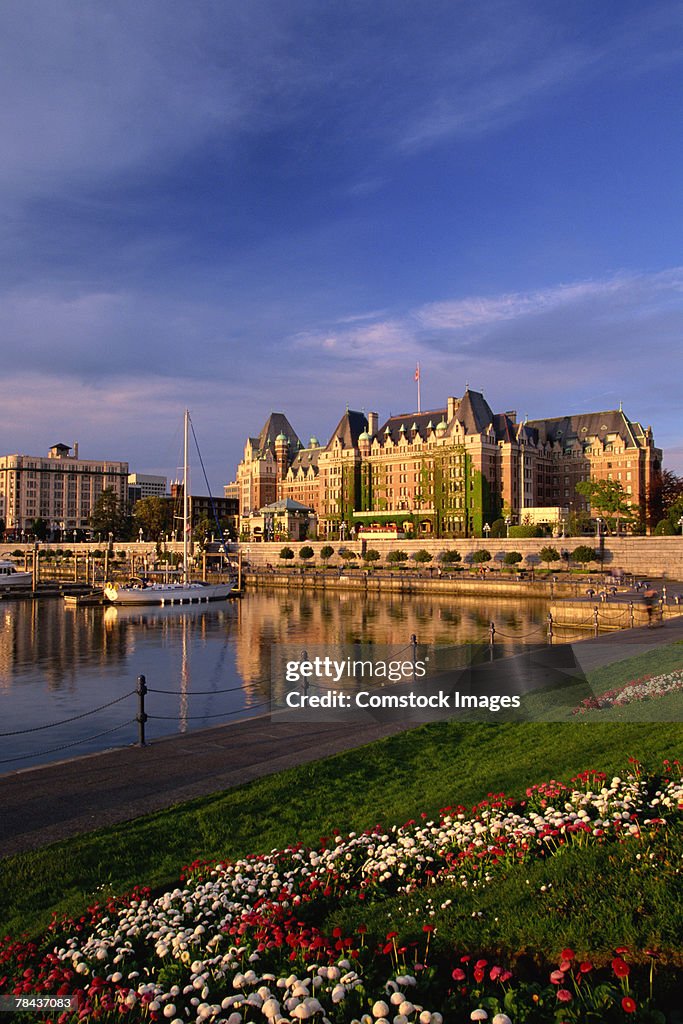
[1,0,682,490]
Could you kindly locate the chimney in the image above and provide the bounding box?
[447,396,459,420]
[73,441,79,459]
[367,411,378,436]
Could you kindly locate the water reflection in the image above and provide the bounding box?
[0,588,574,771]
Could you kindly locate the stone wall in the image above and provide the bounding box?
[238,537,683,579]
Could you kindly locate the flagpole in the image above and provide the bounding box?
[416,363,421,413]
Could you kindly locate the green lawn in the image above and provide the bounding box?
[1,717,681,940]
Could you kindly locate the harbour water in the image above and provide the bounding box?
[0,588,579,773]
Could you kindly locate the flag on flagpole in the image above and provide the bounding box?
[414,364,420,381]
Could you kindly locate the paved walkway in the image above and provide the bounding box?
[1,615,682,860]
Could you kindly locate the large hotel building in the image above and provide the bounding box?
[234,388,662,538]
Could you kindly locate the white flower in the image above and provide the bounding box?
[373,1001,391,1018]
[471,1012,488,1022]
[492,1015,513,1024]
[330,985,345,1004]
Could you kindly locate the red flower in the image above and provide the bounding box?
[579,961,593,973]
[474,968,485,983]
[451,968,466,981]
[557,989,573,1003]
[612,958,630,978]
[622,996,637,1013]
[560,948,575,960]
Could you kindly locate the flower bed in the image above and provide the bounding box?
[573,670,683,713]
[1,763,681,1023]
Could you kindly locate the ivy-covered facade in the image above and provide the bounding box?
[234,390,662,538]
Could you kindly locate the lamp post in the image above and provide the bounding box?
[483,522,491,540]
[595,516,602,540]
[73,529,77,546]
[138,527,143,544]
[679,516,683,535]
[504,516,511,539]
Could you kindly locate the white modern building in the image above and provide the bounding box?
[128,473,168,503]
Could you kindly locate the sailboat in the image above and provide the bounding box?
[104,411,237,606]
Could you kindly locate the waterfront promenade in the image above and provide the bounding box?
[1,614,682,860]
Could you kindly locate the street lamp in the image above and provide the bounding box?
[138,527,143,544]
[504,516,511,539]
[678,515,683,535]
[73,529,77,546]
[595,516,602,540]
[483,522,491,539]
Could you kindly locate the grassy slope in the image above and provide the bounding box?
[1,718,681,940]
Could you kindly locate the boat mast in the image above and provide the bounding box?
[183,409,189,582]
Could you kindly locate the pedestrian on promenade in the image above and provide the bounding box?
[643,587,658,627]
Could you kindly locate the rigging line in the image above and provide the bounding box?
[189,414,228,550]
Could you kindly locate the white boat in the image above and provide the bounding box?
[0,559,33,588]
[104,410,238,606]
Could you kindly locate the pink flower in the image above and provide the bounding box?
[557,989,573,1003]
[550,970,565,985]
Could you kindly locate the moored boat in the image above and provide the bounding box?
[104,576,236,605]
[104,410,237,606]
[0,559,33,588]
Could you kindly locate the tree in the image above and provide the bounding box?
[412,549,433,563]
[661,469,683,515]
[575,479,634,534]
[539,545,561,568]
[471,549,491,563]
[279,546,295,560]
[320,545,334,562]
[362,548,381,563]
[90,487,126,539]
[299,545,314,561]
[570,545,597,566]
[503,551,522,566]
[438,549,461,564]
[133,496,169,540]
[30,518,49,541]
[192,517,213,550]
[386,549,408,563]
